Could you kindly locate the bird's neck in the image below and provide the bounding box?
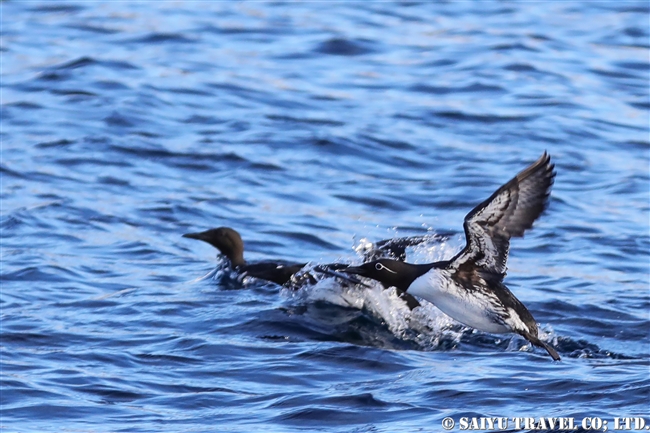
[230,252,245,267]
[394,262,439,292]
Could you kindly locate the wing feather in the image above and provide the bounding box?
[448,152,555,280]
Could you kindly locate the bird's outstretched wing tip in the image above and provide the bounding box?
[452,153,557,274]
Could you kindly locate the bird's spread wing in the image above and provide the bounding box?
[448,153,555,280]
[364,232,454,261]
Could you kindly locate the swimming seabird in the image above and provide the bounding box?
[182,227,449,309]
[341,153,560,360]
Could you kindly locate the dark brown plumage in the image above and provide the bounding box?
[449,151,555,283]
[343,153,560,361]
[183,227,447,310]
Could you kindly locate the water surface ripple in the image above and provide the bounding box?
[2,2,649,432]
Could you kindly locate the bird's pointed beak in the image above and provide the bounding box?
[339,265,366,276]
[183,232,206,241]
[314,265,370,287]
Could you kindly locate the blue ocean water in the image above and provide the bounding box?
[2,1,649,432]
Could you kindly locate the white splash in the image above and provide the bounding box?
[282,231,468,349]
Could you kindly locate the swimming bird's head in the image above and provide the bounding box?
[183,227,245,267]
[342,259,427,292]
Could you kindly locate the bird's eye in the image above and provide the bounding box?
[375,262,397,274]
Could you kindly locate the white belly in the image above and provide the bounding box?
[408,270,510,334]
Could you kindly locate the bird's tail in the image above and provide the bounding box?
[521,331,561,361]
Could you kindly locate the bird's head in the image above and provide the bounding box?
[342,259,413,292]
[183,227,245,266]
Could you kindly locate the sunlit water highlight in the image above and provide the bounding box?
[2,2,649,432]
